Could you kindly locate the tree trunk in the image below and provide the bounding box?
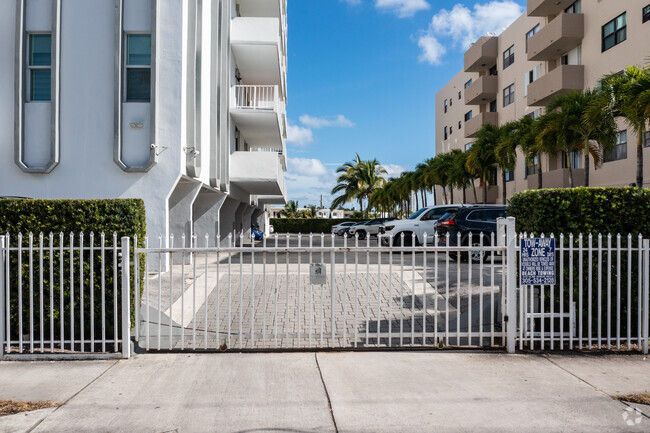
[359,199,364,217]
[471,181,478,203]
[537,156,543,189]
[432,187,437,206]
[637,127,644,188]
[584,139,590,187]
[421,190,425,208]
[449,186,454,205]
[441,187,447,205]
[482,179,488,204]
[501,170,507,204]
[462,187,466,204]
[415,190,419,210]
[424,189,428,207]
[568,156,574,188]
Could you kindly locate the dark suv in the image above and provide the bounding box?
[434,205,507,262]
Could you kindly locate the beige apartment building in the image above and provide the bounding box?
[435,0,650,204]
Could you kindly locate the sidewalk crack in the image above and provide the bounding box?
[315,353,339,433]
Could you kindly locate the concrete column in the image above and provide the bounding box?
[168,179,202,264]
[233,202,248,239]
[242,205,256,241]
[193,188,227,246]
[219,196,241,242]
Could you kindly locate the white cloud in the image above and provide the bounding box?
[288,158,330,177]
[299,114,355,129]
[285,158,337,206]
[381,163,406,179]
[375,0,430,18]
[417,1,524,65]
[286,123,314,147]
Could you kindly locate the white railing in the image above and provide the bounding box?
[516,232,649,353]
[233,85,278,111]
[134,231,510,351]
[0,233,132,360]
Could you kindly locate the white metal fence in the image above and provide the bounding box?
[1,217,648,360]
[0,234,132,360]
[233,85,279,111]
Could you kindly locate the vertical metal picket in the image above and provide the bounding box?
[121,237,131,359]
[505,218,516,354]
[643,239,649,355]
[0,235,5,359]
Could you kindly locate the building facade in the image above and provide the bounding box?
[435,0,650,203]
[0,0,288,247]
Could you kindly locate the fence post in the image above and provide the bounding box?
[641,239,650,355]
[121,237,131,359]
[0,235,5,359]
[506,217,517,354]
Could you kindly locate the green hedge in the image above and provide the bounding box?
[270,218,366,234]
[0,199,146,349]
[508,188,650,347]
[508,187,650,236]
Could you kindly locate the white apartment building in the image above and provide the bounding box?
[0,0,288,246]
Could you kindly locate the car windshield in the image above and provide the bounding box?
[438,211,457,222]
[408,208,428,220]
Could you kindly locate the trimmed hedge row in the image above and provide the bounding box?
[0,199,146,346]
[508,187,650,344]
[508,187,650,236]
[270,218,366,234]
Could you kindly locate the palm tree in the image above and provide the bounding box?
[280,200,300,218]
[358,158,387,217]
[496,117,536,203]
[546,90,617,187]
[593,66,650,187]
[466,124,500,203]
[331,154,387,218]
[448,149,472,204]
[435,153,456,204]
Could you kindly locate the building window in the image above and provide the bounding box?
[524,156,538,178]
[503,45,514,69]
[450,126,453,135]
[444,99,448,113]
[503,83,515,107]
[464,79,472,88]
[561,151,582,169]
[125,34,152,102]
[644,131,650,147]
[27,34,52,102]
[565,0,581,13]
[464,111,472,121]
[605,131,628,162]
[489,100,497,113]
[525,24,540,53]
[504,168,514,182]
[489,65,498,76]
[524,65,541,97]
[458,121,461,129]
[444,126,448,140]
[602,13,626,52]
[465,143,472,151]
[450,99,453,107]
[458,91,461,100]
[644,5,650,23]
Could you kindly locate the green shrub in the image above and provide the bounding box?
[508,188,650,347]
[270,218,366,234]
[0,199,146,349]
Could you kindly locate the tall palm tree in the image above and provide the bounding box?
[358,158,387,217]
[331,154,364,214]
[448,149,472,204]
[466,124,500,203]
[435,153,456,204]
[593,66,650,187]
[546,90,617,187]
[496,117,536,203]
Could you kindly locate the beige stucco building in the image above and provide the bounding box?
[435,0,650,204]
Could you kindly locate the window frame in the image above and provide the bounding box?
[503,83,515,107]
[504,168,514,182]
[444,99,448,113]
[644,5,650,23]
[503,45,515,69]
[444,126,448,140]
[604,130,628,162]
[26,33,52,102]
[124,33,152,102]
[464,79,472,88]
[464,111,472,122]
[602,13,627,52]
[644,131,650,147]
[525,24,540,53]
[565,0,581,14]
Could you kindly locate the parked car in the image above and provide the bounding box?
[331,221,358,236]
[380,205,460,246]
[434,205,508,262]
[349,217,398,240]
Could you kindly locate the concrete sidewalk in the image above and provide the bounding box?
[0,352,648,433]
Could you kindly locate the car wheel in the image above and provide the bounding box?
[395,232,416,247]
[358,230,367,240]
[463,235,489,263]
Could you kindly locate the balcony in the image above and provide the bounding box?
[231,17,285,87]
[527,0,577,17]
[230,151,287,200]
[231,85,286,149]
[527,65,584,106]
[527,13,584,61]
[464,112,499,138]
[464,36,498,73]
[465,75,498,105]
[526,168,585,189]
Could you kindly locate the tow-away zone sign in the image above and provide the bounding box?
[520,238,556,285]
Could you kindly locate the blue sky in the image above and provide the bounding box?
[285,0,526,207]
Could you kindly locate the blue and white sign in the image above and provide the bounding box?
[520,238,556,285]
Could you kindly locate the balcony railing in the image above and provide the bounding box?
[527,13,584,61]
[527,0,576,17]
[464,36,498,73]
[233,85,279,111]
[527,65,584,106]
